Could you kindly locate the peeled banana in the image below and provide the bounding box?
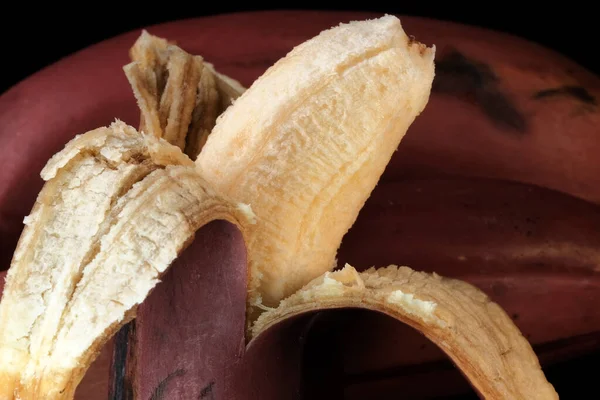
[0,14,559,400]
[131,16,555,399]
[196,15,436,313]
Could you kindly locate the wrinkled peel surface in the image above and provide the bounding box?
[0,121,249,400]
[125,31,245,159]
[252,265,559,400]
[197,15,436,314]
[0,121,178,398]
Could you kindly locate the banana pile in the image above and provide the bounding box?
[0,16,558,399]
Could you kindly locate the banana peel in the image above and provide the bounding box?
[0,15,558,399]
[0,122,252,399]
[124,30,245,159]
[115,229,556,399]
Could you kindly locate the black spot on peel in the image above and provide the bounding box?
[433,50,527,134]
[150,369,186,400]
[109,323,135,400]
[199,382,215,399]
[534,85,597,106]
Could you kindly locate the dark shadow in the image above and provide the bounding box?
[301,307,600,399]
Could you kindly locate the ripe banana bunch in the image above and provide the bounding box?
[0,15,558,399]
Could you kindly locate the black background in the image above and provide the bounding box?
[1,4,597,93]
[2,3,597,398]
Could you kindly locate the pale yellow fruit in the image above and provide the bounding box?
[196,15,436,310]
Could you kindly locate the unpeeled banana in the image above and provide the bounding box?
[387,16,600,206]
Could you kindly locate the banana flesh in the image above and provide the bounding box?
[196,15,436,312]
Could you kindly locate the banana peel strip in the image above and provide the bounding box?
[124,31,245,159]
[251,265,559,399]
[0,122,252,400]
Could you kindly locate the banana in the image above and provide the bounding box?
[196,15,436,312]
[0,121,250,399]
[119,16,556,400]
[338,177,600,368]
[387,17,600,205]
[124,31,245,159]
